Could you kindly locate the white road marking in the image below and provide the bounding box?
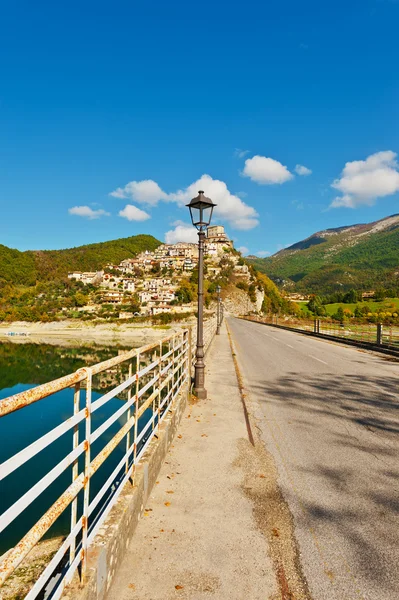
[309,354,328,365]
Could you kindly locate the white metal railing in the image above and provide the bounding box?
[0,319,217,599]
[243,315,399,350]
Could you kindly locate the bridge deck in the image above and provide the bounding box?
[106,324,278,600]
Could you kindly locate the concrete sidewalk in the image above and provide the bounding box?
[106,324,278,600]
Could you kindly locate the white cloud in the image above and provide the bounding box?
[112,174,259,230]
[110,179,168,205]
[295,164,312,176]
[68,206,110,219]
[119,205,151,221]
[109,188,127,199]
[165,223,198,244]
[330,150,399,208]
[242,155,293,184]
[168,174,259,230]
[256,250,270,257]
[237,246,249,255]
[234,148,250,159]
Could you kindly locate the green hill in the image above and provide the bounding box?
[248,214,399,293]
[0,234,161,286]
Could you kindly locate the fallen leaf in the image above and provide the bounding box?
[160,529,164,532]
[272,528,280,537]
[201,434,208,437]
[167,475,171,479]
[128,583,136,590]
[259,474,266,478]
[175,585,184,590]
[166,490,174,494]
[164,501,171,507]
[178,434,182,439]
[213,413,216,416]
[156,481,160,484]
[187,415,191,418]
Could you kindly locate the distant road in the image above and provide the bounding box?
[228,317,399,600]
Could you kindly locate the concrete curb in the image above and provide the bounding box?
[63,385,189,600]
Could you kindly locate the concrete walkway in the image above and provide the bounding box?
[106,324,278,600]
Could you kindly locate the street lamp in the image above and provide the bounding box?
[216,285,221,335]
[187,190,217,399]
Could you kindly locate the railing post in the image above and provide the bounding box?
[188,326,193,378]
[314,319,317,334]
[133,352,140,484]
[81,368,92,582]
[157,340,162,430]
[125,361,133,478]
[376,323,383,346]
[69,381,80,565]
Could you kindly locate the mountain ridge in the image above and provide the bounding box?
[0,234,161,286]
[248,213,399,293]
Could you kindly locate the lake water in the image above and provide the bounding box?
[0,338,146,555]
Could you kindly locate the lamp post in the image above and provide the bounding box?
[216,285,221,335]
[187,191,217,399]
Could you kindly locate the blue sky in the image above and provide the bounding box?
[1,0,399,256]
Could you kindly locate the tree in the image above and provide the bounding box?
[333,306,345,323]
[236,281,249,292]
[374,288,386,302]
[175,282,194,304]
[74,292,88,307]
[343,289,357,303]
[354,305,363,318]
[307,295,323,314]
[123,293,140,314]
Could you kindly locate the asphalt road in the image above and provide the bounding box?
[228,317,399,600]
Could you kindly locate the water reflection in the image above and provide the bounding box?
[0,339,141,555]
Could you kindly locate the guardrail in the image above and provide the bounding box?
[243,315,399,353]
[0,318,217,599]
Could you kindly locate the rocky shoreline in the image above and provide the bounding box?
[0,319,196,346]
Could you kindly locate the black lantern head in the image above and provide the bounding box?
[186,190,216,230]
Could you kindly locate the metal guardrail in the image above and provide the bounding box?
[0,318,217,599]
[243,315,399,353]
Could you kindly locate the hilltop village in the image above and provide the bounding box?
[66,226,250,319]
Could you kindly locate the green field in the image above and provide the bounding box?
[323,298,399,316]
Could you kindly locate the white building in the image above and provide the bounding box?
[122,279,135,292]
[67,271,103,285]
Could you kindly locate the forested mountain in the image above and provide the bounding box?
[0,235,161,286]
[248,214,399,293]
